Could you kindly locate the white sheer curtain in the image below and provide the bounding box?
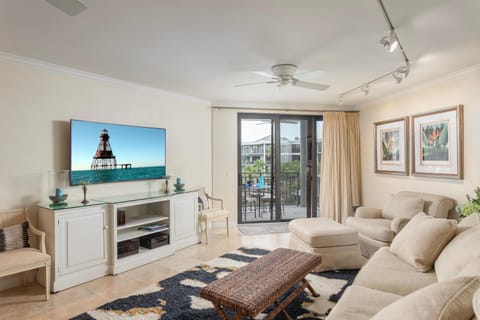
[319,112,361,223]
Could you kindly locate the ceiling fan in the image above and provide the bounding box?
[235,64,329,91]
[45,0,87,16]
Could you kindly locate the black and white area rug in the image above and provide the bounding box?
[71,248,358,320]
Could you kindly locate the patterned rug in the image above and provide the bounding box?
[71,248,358,320]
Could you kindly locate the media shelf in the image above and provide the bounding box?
[38,191,200,291]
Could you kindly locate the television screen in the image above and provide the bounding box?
[70,119,166,186]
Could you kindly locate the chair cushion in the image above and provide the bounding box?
[435,224,480,281]
[354,247,437,296]
[200,208,229,221]
[289,218,359,248]
[396,191,455,218]
[325,284,402,320]
[382,194,424,220]
[346,217,394,242]
[0,221,30,251]
[371,276,480,320]
[390,212,456,272]
[0,248,50,275]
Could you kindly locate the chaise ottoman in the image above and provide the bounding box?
[289,217,362,272]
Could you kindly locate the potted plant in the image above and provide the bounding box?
[456,187,480,217]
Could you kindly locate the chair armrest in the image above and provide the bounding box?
[391,217,411,235]
[355,207,382,219]
[207,195,224,209]
[29,223,47,254]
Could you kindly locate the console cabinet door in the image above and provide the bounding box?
[171,192,198,242]
[57,207,108,275]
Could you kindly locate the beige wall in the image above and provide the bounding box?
[359,66,480,209]
[0,55,212,288]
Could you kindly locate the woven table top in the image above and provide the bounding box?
[200,248,322,317]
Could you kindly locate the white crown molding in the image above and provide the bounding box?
[0,51,211,106]
[356,63,480,110]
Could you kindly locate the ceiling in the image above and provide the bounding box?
[1,0,479,108]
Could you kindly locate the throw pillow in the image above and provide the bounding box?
[390,212,456,272]
[435,224,480,281]
[0,221,30,252]
[456,212,480,235]
[198,194,209,210]
[382,194,424,220]
[371,276,480,320]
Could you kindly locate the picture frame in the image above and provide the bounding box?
[411,105,463,179]
[374,117,408,175]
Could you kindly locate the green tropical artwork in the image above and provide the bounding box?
[421,121,449,161]
[381,129,400,161]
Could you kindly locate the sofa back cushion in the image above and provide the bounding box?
[370,276,480,320]
[390,212,456,272]
[396,191,455,218]
[457,212,480,235]
[435,224,480,281]
[382,194,424,220]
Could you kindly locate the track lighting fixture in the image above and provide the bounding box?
[361,85,369,95]
[380,31,399,53]
[337,0,410,105]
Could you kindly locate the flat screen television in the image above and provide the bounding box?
[70,119,166,186]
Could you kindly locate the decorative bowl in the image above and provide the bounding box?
[174,183,185,192]
[49,194,68,204]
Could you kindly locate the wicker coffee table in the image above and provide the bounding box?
[200,248,322,320]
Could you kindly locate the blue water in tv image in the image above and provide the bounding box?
[70,119,166,186]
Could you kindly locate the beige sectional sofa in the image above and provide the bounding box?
[326,212,480,320]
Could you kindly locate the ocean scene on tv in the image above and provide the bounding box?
[70,120,166,185]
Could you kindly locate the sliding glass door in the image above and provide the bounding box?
[238,113,322,223]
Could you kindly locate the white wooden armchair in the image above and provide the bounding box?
[0,208,51,300]
[198,187,229,244]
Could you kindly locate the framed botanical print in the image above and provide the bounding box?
[411,105,463,179]
[374,117,408,175]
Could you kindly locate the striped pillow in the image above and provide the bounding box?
[0,221,30,252]
[198,195,210,210]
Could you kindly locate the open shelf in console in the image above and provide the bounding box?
[114,198,172,266]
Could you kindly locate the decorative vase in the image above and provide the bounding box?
[48,170,69,205]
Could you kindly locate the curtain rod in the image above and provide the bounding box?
[211,106,358,113]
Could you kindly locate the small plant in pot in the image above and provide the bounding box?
[456,187,480,217]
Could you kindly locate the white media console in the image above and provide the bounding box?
[37,191,199,292]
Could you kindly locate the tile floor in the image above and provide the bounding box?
[0,227,290,320]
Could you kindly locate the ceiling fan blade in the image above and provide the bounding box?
[252,71,276,78]
[45,0,87,16]
[234,80,278,87]
[295,70,328,81]
[293,80,329,91]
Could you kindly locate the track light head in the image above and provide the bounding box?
[380,31,399,53]
[361,85,369,95]
[338,96,344,106]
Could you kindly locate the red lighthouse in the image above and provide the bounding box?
[91,128,117,170]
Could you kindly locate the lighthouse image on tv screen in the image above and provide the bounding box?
[70,119,166,186]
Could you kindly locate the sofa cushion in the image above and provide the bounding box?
[325,284,401,320]
[382,194,424,220]
[390,212,456,272]
[289,218,359,247]
[371,276,480,320]
[435,225,480,281]
[346,217,394,242]
[354,247,437,296]
[0,221,30,252]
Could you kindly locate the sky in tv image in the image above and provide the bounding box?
[71,120,166,171]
